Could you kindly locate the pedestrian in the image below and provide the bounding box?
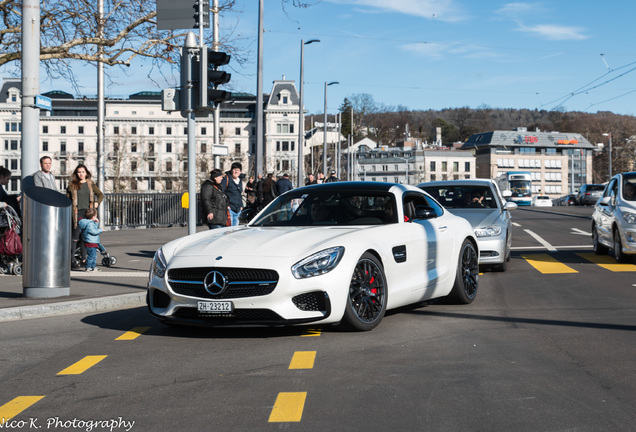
[78,208,103,272]
[32,156,58,190]
[200,169,229,229]
[66,164,104,269]
[317,172,325,184]
[261,173,278,206]
[276,173,293,195]
[254,173,264,209]
[324,170,338,182]
[220,162,243,226]
[0,167,21,217]
[305,174,317,185]
[245,175,257,205]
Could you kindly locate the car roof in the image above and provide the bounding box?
[292,181,419,195]
[417,179,495,188]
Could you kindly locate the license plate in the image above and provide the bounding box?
[197,301,233,313]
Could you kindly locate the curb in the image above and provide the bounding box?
[0,292,147,323]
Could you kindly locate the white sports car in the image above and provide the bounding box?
[147,182,479,331]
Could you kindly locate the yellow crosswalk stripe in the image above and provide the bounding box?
[57,355,108,375]
[268,392,307,422]
[116,326,151,340]
[0,396,45,424]
[522,254,578,274]
[577,253,636,272]
[289,351,316,370]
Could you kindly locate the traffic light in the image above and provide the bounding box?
[196,47,231,110]
[193,0,210,28]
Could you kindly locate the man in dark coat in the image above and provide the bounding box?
[324,170,338,183]
[220,162,244,226]
[276,173,293,195]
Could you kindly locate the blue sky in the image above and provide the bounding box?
[33,0,636,116]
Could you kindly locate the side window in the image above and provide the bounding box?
[608,179,618,205]
[403,193,443,220]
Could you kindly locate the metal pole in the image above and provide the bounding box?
[323,81,328,177]
[609,133,613,180]
[212,0,221,168]
[97,0,105,227]
[255,0,264,176]
[336,112,341,179]
[185,33,198,235]
[298,40,305,186]
[21,0,40,179]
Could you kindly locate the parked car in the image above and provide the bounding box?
[576,184,605,206]
[418,179,516,272]
[557,194,576,206]
[532,195,553,207]
[147,182,479,331]
[592,173,636,262]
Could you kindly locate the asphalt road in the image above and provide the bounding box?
[1,206,635,431]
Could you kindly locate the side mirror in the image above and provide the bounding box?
[412,206,437,220]
[503,201,517,211]
[599,196,611,206]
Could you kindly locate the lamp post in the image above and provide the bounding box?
[603,132,613,180]
[297,39,320,186]
[323,81,339,177]
[397,156,411,184]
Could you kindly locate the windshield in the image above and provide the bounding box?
[250,189,397,227]
[420,185,499,209]
[509,180,531,197]
[623,175,636,201]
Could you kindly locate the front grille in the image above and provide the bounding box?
[168,267,279,299]
[173,307,283,322]
[292,291,327,311]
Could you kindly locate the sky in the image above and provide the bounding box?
[26,0,636,116]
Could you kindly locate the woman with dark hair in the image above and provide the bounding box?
[200,169,229,229]
[66,164,104,268]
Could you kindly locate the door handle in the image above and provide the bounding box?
[438,225,448,231]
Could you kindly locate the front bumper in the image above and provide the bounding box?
[477,236,506,265]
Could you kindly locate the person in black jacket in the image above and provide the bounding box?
[220,162,244,226]
[201,169,229,229]
[276,173,293,195]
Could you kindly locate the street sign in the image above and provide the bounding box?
[156,0,210,30]
[34,95,52,110]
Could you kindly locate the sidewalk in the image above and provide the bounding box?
[0,226,193,322]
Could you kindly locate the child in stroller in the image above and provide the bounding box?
[0,203,22,275]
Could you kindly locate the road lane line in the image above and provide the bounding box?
[523,229,557,252]
[301,329,321,337]
[57,355,108,375]
[289,351,316,370]
[116,326,151,340]
[577,253,636,272]
[268,392,307,422]
[0,396,45,424]
[522,254,578,274]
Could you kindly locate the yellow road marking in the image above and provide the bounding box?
[577,253,636,272]
[289,351,316,370]
[116,326,151,340]
[0,396,45,424]
[521,254,578,274]
[268,392,307,422]
[301,329,321,337]
[57,355,107,375]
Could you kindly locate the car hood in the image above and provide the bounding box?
[170,226,361,259]
[445,208,502,228]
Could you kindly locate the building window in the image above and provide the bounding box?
[219,127,224,135]
[166,161,173,172]
[201,127,207,135]
[113,126,120,135]
[78,126,84,134]
[201,143,207,153]
[282,141,290,151]
[131,179,137,190]
[149,127,155,135]
[60,161,67,175]
[166,127,172,135]
[131,161,137,172]
[166,142,172,153]
[453,162,459,172]
[441,161,447,171]
[78,142,84,155]
[43,141,48,152]
[234,143,241,154]
[43,125,48,134]
[131,143,137,152]
[149,161,155,172]
[430,161,436,171]
[165,179,173,191]
[60,126,66,134]
[148,142,155,156]
[464,162,470,172]
[200,160,207,172]
[235,127,241,136]
[131,126,137,135]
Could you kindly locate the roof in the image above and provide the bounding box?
[461,128,595,150]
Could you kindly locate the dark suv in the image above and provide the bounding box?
[577,184,605,206]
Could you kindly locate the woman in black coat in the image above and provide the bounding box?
[200,169,229,229]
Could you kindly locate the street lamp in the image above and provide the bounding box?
[323,81,339,177]
[603,132,613,180]
[397,156,412,184]
[297,39,320,186]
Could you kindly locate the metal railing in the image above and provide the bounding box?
[102,193,200,228]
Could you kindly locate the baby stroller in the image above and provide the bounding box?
[74,241,117,268]
[0,205,23,276]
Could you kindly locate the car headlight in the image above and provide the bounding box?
[151,248,168,279]
[622,211,636,224]
[292,246,344,279]
[474,226,503,237]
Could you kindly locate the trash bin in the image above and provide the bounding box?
[22,186,72,298]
